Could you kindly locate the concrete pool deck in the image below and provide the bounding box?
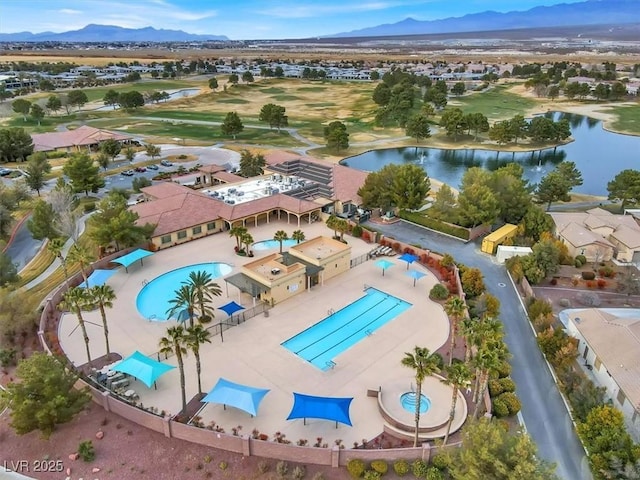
[58,221,459,447]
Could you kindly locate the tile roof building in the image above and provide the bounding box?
[31,125,133,153]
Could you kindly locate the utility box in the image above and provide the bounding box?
[481,224,518,255]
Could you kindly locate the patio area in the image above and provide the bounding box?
[58,221,456,447]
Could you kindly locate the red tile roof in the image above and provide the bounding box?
[31,125,131,152]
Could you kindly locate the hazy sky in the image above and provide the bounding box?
[0,0,585,39]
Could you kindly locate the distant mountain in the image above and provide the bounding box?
[328,0,640,38]
[0,24,228,42]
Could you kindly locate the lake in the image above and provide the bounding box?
[342,112,640,196]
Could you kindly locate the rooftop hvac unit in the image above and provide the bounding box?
[271,268,281,275]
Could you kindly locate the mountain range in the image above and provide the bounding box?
[0,24,228,42]
[328,0,640,38]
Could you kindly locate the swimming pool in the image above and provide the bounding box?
[281,288,412,370]
[252,239,298,251]
[137,262,232,321]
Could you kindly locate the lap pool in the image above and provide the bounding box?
[253,239,298,251]
[281,288,412,370]
[136,262,232,321]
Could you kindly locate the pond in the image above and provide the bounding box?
[93,88,202,111]
[342,112,640,196]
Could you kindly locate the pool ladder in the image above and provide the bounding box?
[142,279,148,286]
[325,360,336,370]
[327,308,334,315]
[365,329,373,337]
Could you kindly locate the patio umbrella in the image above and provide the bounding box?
[375,259,394,276]
[406,269,427,287]
[398,253,418,270]
[112,350,175,388]
[78,269,117,288]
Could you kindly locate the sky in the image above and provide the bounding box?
[0,0,585,39]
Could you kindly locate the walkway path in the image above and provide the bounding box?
[363,219,591,480]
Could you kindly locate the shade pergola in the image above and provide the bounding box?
[202,378,270,416]
[111,249,154,272]
[375,259,394,276]
[218,301,245,317]
[287,392,353,427]
[406,269,427,287]
[78,269,117,288]
[112,350,175,388]
[398,253,418,270]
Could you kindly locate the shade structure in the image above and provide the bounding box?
[375,259,394,276]
[406,269,427,287]
[287,392,353,427]
[202,378,270,416]
[218,301,245,317]
[111,249,154,272]
[398,253,418,270]
[78,269,116,288]
[112,351,175,388]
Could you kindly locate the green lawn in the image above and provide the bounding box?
[6,114,82,133]
[453,85,539,121]
[216,98,251,104]
[58,79,203,102]
[259,87,286,94]
[143,110,228,122]
[604,104,640,135]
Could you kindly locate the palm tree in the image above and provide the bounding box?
[444,297,467,366]
[67,243,93,286]
[441,362,472,445]
[185,324,212,395]
[48,237,70,286]
[88,285,115,355]
[273,230,289,253]
[335,218,349,242]
[229,225,247,252]
[166,284,197,327]
[59,287,92,366]
[185,270,221,322]
[159,326,188,413]
[326,214,338,238]
[459,316,479,363]
[241,231,254,256]
[472,339,509,418]
[401,346,441,447]
[292,229,305,244]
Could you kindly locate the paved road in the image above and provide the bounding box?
[363,220,591,480]
[4,214,43,272]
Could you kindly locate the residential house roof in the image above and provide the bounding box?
[31,125,131,152]
[558,222,614,249]
[550,210,640,250]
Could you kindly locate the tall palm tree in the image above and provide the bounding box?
[59,287,92,366]
[401,346,441,447]
[444,296,467,366]
[241,231,254,256]
[185,324,211,395]
[326,214,338,238]
[459,316,479,363]
[273,230,289,254]
[67,243,93,286]
[48,237,70,286]
[441,362,472,445]
[185,270,221,322]
[88,285,116,355]
[472,340,508,418]
[166,284,197,327]
[159,326,188,413]
[229,225,247,251]
[292,229,305,244]
[335,218,349,242]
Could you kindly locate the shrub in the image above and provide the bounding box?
[488,379,505,397]
[494,360,512,379]
[347,459,366,478]
[598,266,614,278]
[429,284,449,300]
[586,280,595,289]
[78,440,95,462]
[292,465,306,479]
[370,460,388,475]
[581,271,596,280]
[258,460,269,473]
[498,377,516,393]
[597,279,607,289]
[527,298,552,321]
[492,397,510,417]
[574,258,583,268]
[412,459,429,478]
[83,202,95,213]
[425,467,444,480]
[497,391,522,416]
[352,225,363,238]
[550,278,557,285]
[399,210,470,240]
[440,253,455,268]
[312,474,325,480]
[393,459,410,476]
[364,471,382,480]
[276,461,288,477]
[575,254,587,264]
[430,454,450,470]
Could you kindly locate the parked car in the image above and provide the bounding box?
[134,166,147,172]
[0,168,11,176]
[121,169,135,176]
[147,164,159,170]
[160,160,173,167]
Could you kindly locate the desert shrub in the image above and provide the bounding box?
[347,459,366,478]
[370,460,388,475]
[488,379,505,397]
[498,378,516,393]
[586,280,595,288]
[312,474,325,480]
[364,471,381,480]
[550,278,557,285]
[576,291,601,307]
[352,225,363,238]
[258,460,270,473]
[430,454,450,470]
[440,253,455,268]
[425,467,444,480]
[598,266,614,278]
[492,397,510,417]
[495,360,512,379]
[393,459,410,476]
[575,254,587,264]
[574,258,583,268]
[581,271,596,280]
[597,279,607,289]
[429,284,449,300]
[276,461,288,477]
[78,440,95,462]
[527,297,552,320]
[497,391,522,416]
[412,459,429,478]
[292,465,306,479]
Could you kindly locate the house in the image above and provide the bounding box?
[549,208,640,263]
[31,125,133,153]
[562,308,640,440]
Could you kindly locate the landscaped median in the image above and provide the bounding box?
[398,210,472,241]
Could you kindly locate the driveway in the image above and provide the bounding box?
[363,220,591,480]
